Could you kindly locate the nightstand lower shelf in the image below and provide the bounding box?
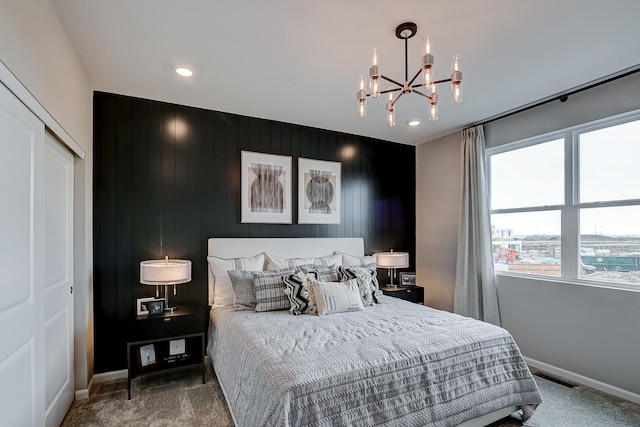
[127,332,205,399]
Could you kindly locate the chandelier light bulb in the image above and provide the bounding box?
[370,49,380,98]
[430,85,438,121]
[451,55,463,103]
[386,91,395,127]
[451,55,460,72]
[422,36,434,89]
[357,75,367,118]
[452,82,462,103]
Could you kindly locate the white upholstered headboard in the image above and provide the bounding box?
[207,237,365,305]
[208,237,364,259]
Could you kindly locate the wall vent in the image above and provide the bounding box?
[534,372,578,388]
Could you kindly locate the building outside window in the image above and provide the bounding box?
[487,111,640,288]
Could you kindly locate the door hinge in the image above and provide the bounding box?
[70,286,73,294]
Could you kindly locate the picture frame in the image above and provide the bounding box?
[298,158,341,224]
[241,151,292,223]
[138,343,157,368]
[147,299,165,316]
[399,272,417,287]
[136,297,156,315]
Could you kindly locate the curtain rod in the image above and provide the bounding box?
[466,64,640,130]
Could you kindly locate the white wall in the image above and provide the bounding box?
[0,0,94,394]
[416,71,640,400]
[497,275,640,396]
[416,132,462,311]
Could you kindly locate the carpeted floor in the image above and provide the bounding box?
[62,363,640,426]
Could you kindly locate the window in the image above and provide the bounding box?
[488,111,640,288]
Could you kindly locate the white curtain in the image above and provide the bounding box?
[454,125,501,326]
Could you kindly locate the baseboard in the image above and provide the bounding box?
[75,388,89,400]
[74,361,213,401]
[74,373,95,400]
[525,357,640,405]
[92,369,128,384]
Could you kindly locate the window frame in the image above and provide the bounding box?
[487,109,640,290]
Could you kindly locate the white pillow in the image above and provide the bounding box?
[265,253,343,270]
[207,253,265,307]
[334,251,376,267]
[265,254,315,271]
[310,278,364,316]
[314,253,343,267]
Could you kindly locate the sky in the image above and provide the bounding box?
[490,119,640,237]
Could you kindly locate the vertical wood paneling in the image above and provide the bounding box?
[93,92,416,372]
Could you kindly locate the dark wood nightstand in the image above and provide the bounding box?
[126,303,206,399]
[380,286,424,304]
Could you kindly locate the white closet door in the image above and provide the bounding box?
[0,82,46,426]
[43,132,74,427]
[0,81,74,426]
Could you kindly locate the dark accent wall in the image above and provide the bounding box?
[93,92,416,372]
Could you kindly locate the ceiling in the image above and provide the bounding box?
[51,0,640,146]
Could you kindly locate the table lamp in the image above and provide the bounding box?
[375,250,409,288]
[140,256,191,312]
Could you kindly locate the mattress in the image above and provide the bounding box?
[208,296,541,426]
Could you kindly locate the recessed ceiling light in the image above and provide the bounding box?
[175,67,193,77]
[407,120,420,126]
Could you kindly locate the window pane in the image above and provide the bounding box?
[490,139,564,210]
[580,206,640,285]
[579,119,640,203]
[491,211,561,277]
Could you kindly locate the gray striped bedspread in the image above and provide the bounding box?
[208,296,541,426]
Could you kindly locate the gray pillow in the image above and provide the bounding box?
[228,269,258,311]
[302,264,340,282]
[254,269,295,312]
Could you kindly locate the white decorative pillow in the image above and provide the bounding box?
[265,254,316,271]
[207,253,265,307]
[335,251,376,267]
[310,279,365,316]
[313,254,343,267]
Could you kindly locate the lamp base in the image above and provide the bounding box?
[163,284,178,312]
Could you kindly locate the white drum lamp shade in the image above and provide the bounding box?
[376,251,409,288]
[140,257,191,311]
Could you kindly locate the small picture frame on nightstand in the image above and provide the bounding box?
[136,297,156,315]
[399,272,416,287]
[147,299,165,316]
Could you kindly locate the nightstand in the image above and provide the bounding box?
[126,303,206,399]
[380,286,424,304]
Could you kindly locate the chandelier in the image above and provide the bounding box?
[357,22,463,126]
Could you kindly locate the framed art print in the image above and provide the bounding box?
[399,272,417,287]
[147,299,165,316]
[136,297,156,315]
[298,158,341,224]
[241,151,292,223]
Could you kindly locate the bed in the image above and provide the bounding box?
[207,237,541,426]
